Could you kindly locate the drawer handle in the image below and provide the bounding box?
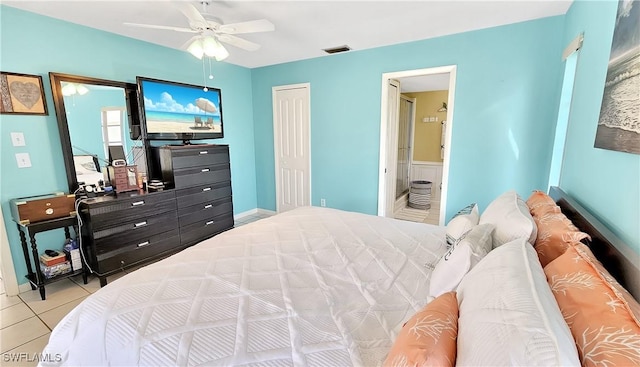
[134,221,147,228]
[199,151,208,155]
[204,204,213,209]
[131,201,145,207]
[202,187,211,192]
[201,168,210,173]
[205,220,214,226]
[137,241,150,247]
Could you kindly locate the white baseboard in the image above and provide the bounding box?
[234,208,258,220]
[234,208,277,220]
[257,208,276,216]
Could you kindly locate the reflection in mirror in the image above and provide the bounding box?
[50,73,147,193]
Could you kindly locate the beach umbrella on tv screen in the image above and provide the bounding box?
[195,98,217,113]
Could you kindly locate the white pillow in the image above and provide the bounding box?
[429,223,494,300]
[446,203,479,246]
[479,190,537,248]
[456,238,580,367]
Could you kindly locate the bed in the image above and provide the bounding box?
[72,155,104,187]
[40,187,639,366]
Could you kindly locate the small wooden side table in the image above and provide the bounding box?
[14,216,87,300]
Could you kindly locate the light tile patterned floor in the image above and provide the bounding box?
[0,212,270,366]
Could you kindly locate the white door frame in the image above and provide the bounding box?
[1,209,20,296]
[378,65,457,225]
[404,96,417,190]
[272,83,311,213]
[384,79,401,216]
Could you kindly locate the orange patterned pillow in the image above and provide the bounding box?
[572,243,640,322]
[544,244,640,367]
[526,190,559,216]
[526,191,591,266]
[384,292,458,367]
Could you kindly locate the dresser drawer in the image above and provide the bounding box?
[176,182,232,209]
[171,146,230,170]
[95,229,180,274]
[84,191,176,230]
[94,211,178,254]
[180,213,234,245]
[173,164,231,189]
[178,197,233,227]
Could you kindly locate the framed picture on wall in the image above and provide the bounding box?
[594,0,639,155]
[0,71,48,115]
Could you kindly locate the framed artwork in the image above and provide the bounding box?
[594,0,639,155]
[0,71,48,115]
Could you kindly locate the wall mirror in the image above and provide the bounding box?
[50,72,147,193]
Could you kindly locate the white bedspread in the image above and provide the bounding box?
[42,207,447,367]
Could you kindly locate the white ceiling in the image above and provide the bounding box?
[399,73,450,92]
[3,1,572,69]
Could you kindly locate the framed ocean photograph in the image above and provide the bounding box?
[594,0,640,155]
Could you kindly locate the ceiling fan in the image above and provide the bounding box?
[124,1,275,61]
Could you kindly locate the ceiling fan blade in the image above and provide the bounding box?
[175,2,208,29]
[124,22,198,33]
[218,19,275,34]
[217,34,261,51]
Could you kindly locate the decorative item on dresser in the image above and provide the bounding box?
[150,144,234,246]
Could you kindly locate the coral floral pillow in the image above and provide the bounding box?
[384,292,458,367]
[526,191,591,266]
[544,244,640,367]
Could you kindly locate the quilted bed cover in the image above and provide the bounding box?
[41,207,447,367]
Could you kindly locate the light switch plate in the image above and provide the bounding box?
[10,132,25,146]
[15,153,32,168]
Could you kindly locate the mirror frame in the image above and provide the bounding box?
[49,72,144,193]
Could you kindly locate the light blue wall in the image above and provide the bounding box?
[252,16,565,218]
[560,0,640,253]
[0,5,257,285]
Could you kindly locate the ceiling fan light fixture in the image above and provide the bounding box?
[201,36,229,61]
[76,84,89,95]
[187,39,204,59]
[61,83,76,96]
[214,43,229,61]
[202,37,218,57]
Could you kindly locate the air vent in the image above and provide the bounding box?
[323,45,352,54]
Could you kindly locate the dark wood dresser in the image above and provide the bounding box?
[152,144,234,246]
[79,190,180,286]
[79,144,234,286]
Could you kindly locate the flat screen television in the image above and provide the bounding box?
[136,76,223,142]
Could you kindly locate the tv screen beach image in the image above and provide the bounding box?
[141,79,222,134]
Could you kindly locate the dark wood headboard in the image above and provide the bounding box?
[549,186,640,301]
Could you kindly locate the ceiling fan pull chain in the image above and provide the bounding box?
[208,57,214,80]
[202,56,209,92]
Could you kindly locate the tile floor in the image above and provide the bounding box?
[0,212,269,366]
[394,202,440,225]
[234,211,273,227]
